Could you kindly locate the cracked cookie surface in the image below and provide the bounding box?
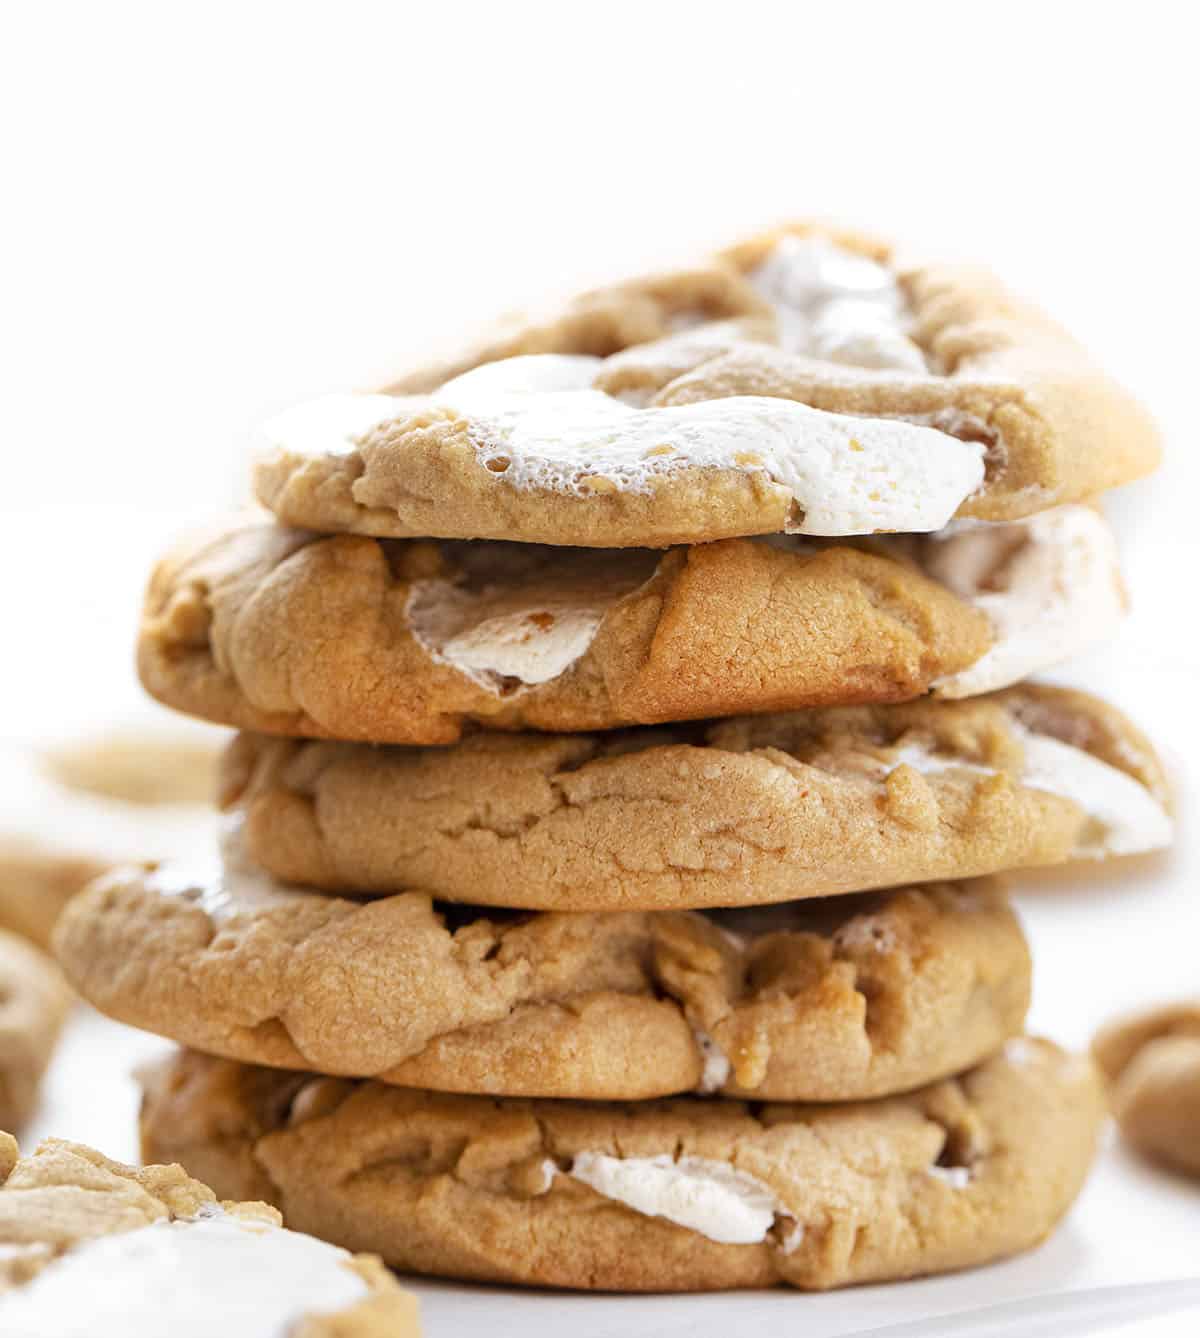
[1093,1001,1200,1177]
[0,932,71,1131]
[0,731,218,950]
[0,1133,420,1334]
[138,1039,1103,1293]
[255,224,1159,549]
[212,684,1171,910]
[53,874,1029,1101]
[137,506,1122,743]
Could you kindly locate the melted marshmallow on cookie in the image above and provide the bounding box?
[405,548,657,690]
[886,729,1172,858]
[930,506,1126,698]
[436,357,983,534]
[747,234,928,372]
[263,350,984,538]
[398,506,1119,698]
[0,1208,368,1337]
[568,1153,788,1246]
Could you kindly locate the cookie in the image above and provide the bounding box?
[212,684,1171,911]
[137,506,1122,743]
[255,226,1160,549]
[54,871,1029,1100]
[0,1133,420,1334]
[1092,1001,1200,1177]
[0,933,71,1131]
[0,731,218,949]
[138,1039,1103,1292]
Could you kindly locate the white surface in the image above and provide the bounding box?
[5,3,1199,1335]
[0,746,216,866]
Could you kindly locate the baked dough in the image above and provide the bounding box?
[255,225,1160,548]
[53,876,1029,1101]
[138,1039,1104,1292]
[137,507,1122,743]
[216,684,1172,910]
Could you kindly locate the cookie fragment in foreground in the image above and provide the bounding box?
[0,1132,420,1334]
[139,1039,1104,1293]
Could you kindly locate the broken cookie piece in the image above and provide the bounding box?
[0,1133,420,1333]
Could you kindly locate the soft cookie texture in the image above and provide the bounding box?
[0,933,71,1131]
[1093,1002,1200,1177]
[213,684,1171,911]
[0,1134,420,1334]
[136,506,1122,744]
[255,225,1160,549]
[139,1040,1104,1293]
[52,875,1029,1101]
[0,731,218,949]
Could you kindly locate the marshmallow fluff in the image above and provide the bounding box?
[262,392,414,459]
[886,732,1172,858]
[927,1165,972,1189]
[930,506,1126,698]
[747,235,928,372]
[412,592,607,688]
[401,501,1116,703]
[692,1030,733,1093]
[1018,733,1173,857]
[405,549,658,690]
[568,1153,788,1246]
[264,350,984,538]
[437,358,984,535]
[0,1209,368,1338]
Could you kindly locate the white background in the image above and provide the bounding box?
[3,3,1198,1335]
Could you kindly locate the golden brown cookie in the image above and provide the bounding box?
[213,684,1171,911]
[0,1133,420,1333]
[255,225,1159,549]
[0,732,219,950]
[1093,1002,1200,1177]
[139,1039,1104,1293]
[137,506,1123,743]
[0,933,71,1131]
[53,874,1029,1101]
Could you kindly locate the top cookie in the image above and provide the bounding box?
[0,1133,420,1335]
[255,225,1160,548]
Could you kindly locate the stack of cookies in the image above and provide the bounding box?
[55,225,1173,1292]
